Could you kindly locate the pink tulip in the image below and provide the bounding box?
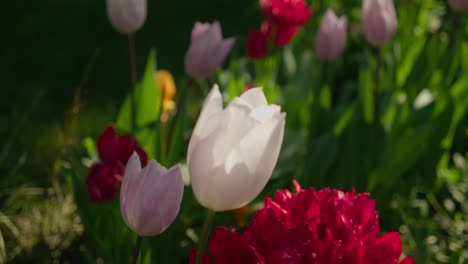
[120,152,184,236]
[362,0,397,47]
[106,0,146,35]
[315,9,347,62]
[185,21,235,80]
[448,0,468,11]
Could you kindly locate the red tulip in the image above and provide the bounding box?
[247,29,269,59]
[260,0,312,27]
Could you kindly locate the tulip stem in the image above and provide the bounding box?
[374,48,382,116]
[194,209,215,264]
[132,236,142,264]
[128,34,138,134]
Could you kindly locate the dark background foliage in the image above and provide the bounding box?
[1,0,258,186]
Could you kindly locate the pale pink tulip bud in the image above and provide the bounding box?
[315,9,347,62]
[120,153,184,236]
[448,0,468,12]
[106,0,147,35]
[362,0,397,47]
[185,21,235,80]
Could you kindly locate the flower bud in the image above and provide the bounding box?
[154,70,177,122]
[185,21,235,80]
[120,153,184,236]
[187,84,286,211]
[315,9,347,62]
[362,0,397,47]
[448,0,468,12]
[106,0,147,35]
[247,29,269,60]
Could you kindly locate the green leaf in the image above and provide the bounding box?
[369,126,429,190]
[301,132,338,188]
[404,35,447,103]
[116,49,161,133]
[442,76,468,151]
[333,102,356,136]
[396,35,426,88]
[83,137,98,161]
[167,92,189,165]
[359,66,374,123]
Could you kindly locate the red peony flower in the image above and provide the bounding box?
[86,125,148,203]
[97,125,147,166]
[260,0,312,27]
[191,180,413,264]
[86,161,124,203]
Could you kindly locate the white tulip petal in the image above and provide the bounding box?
[240,87,268,108]
[189,143,252,211]
[251,114,286,187]
[211,157,252,210]
[211,98,257,167]
[188,133,219,209]
[237,113,285,205]
[187,83,287,212]
[187,85,223,161]
[250,105,281,123]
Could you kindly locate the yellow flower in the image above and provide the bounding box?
[154,70,177,122]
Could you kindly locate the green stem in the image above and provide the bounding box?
[132,236,142,264]
[194,209,216,264]
[128,34,137,135]
[374,48,382,116]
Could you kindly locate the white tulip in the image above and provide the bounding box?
[187,84,286,211]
